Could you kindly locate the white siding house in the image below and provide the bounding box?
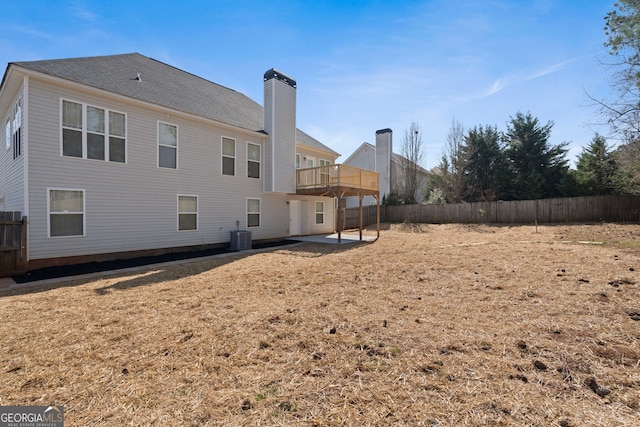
[343,128,429,208]
[0,53,340,269]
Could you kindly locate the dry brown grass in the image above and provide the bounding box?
[1,223,639,426]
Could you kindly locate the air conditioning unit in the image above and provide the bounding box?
[229,230,252,251]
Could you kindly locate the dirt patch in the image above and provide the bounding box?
[1,223,639,425]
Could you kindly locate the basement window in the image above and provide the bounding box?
[247,198,260,227]
[316,201,324,224]
[48,188,85,237]
[178,195,198,231]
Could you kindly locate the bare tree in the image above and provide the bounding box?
[401,121,426,204]
[591,1,640,141]
[443,118,467,203]
[425,119,467,203]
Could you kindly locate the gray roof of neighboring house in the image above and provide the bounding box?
[8,52,336,153]
[296,128,340,157]
[344,141,430,174]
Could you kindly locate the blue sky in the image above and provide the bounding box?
[1,0,616,169]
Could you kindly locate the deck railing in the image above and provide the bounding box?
[296,164,378,192]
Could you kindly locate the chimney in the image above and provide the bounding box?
[264,69,297,193]
[375,128,392,199]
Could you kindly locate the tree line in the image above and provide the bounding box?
[424,112,627,204]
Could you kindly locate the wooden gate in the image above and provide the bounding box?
[0,211,26,277]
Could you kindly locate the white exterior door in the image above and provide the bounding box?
[289,200,301,236]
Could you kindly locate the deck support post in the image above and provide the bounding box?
[359,194,364,240]
[376,195,381,239]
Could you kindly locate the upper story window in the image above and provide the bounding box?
[61,99,126,163]
[319,159,331,184]
[222,137,235,176]
[247,142,261,179]
[5,100,22,159]
[109,111,126,162]
[158,122,177,169]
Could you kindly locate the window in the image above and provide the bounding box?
[295,154,300,169]
[61,100,126,162]
[247,198,260,227]
[320,159,330,185]
[306,158,314,168]
[6,101,22,159]
[5,121,10,151]
[315,201,324,224]
[222,137,235,175]
[158,122,177,168]
[62,100,82,157]
[49,189,84,237]
[87,105,105,160]
[178,195,198,231]
[247,143,260,178]
[109,111,126,162]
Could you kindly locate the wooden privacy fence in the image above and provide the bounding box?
[345,195,640,228]
[0,211,26,277]
[343,204,380,230]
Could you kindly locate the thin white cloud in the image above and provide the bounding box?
[71,2,98,22]
[9,25,53,40]
[483,60,573,97]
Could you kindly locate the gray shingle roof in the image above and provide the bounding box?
[296,128,340,157]
[14,53,264,132]
[10,53,338,157]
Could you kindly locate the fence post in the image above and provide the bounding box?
[20,215,27,272]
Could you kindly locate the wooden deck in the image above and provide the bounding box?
[296,164,380,242]
[296,164,379,197]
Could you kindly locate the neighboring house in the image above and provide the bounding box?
[0,53,346,270]
[343,128,429,208]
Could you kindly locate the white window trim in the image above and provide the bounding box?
[177,194,198,231]
[60,98,127,163]
[5,98,22,158]
[247,197,261,228]
[5,120,10,151]
[247,142,261,179]
[47,187,86,238]
[222,136,236,176]
[295,153,300,169]
[158,121,178,169]
[319,159,331,184]
[315,201,324,224]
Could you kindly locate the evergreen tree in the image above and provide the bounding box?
[462,125,505,202]
[503,112,570,200]
[575,134,617,195]
[612,138,640,194]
